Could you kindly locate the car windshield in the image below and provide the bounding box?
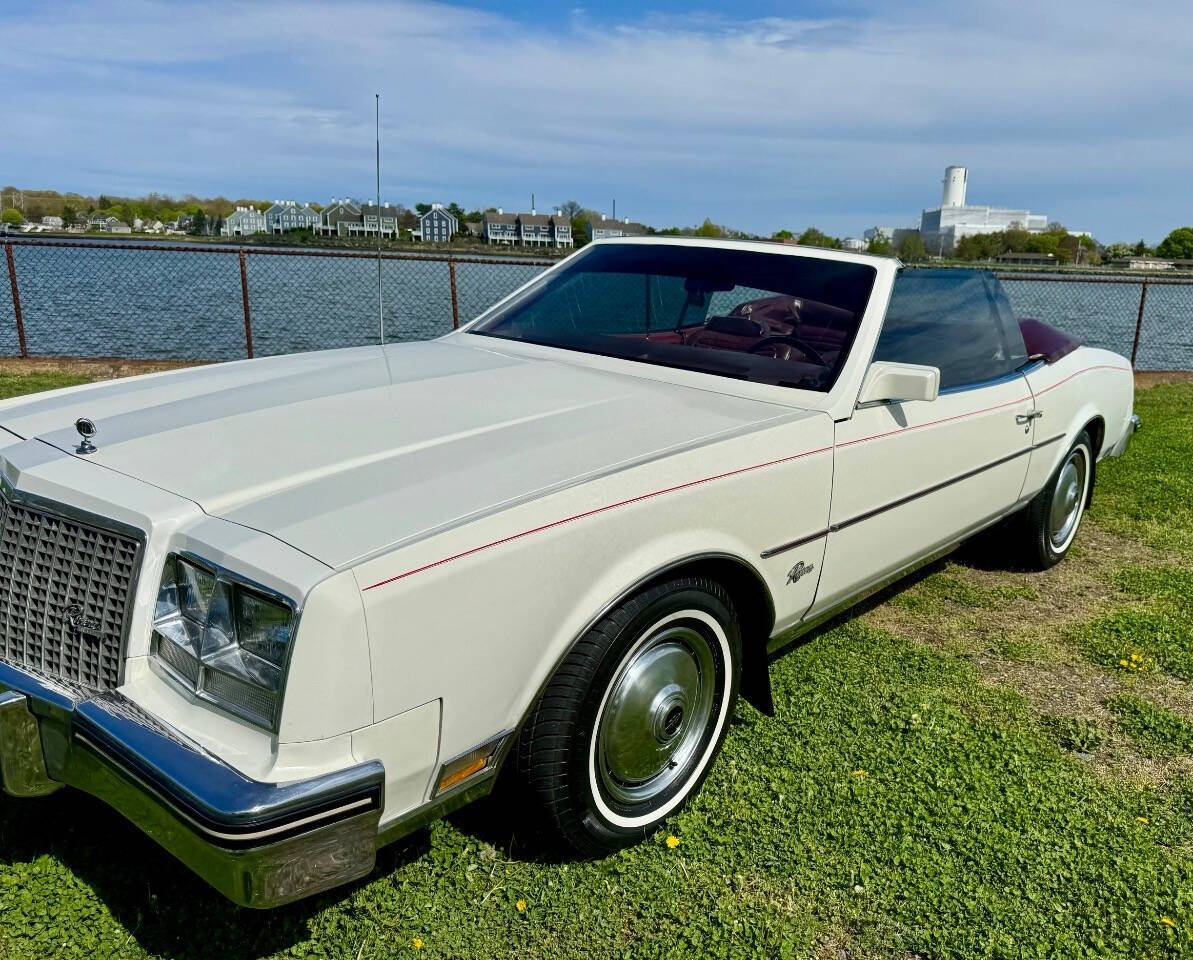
[470,243,878,391]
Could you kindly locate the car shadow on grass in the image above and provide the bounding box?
[0,786,430,959]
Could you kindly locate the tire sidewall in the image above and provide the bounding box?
[1037,433,1092,566]
[570,583,741,847]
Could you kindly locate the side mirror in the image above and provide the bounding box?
[857,361,940,406]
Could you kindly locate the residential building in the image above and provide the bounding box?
[144,219,165,234]
[1108,256,1175,271]
[463,220,483,238]
[483,209,518,245]
[317,198,362,237]
[587,215,647,241]
[86,214,131,233]
[550,211,573,248]
[264,200,320,234]
[518,210,553,247]
[349,203,402,239]
[41,215,63,229]
[413,203,458,243]
[220,205,268,237]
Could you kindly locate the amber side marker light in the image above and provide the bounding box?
[433,735,508,796]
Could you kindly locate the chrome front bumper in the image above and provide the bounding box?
[1105,413,1142,458]
[0,659,384,908]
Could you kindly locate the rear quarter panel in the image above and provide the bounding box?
[350,412,834,773]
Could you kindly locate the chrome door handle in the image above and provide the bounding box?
[1016,410,1044,424]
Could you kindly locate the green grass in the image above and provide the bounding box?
[0,370,94,400]
[1,376,1192,958]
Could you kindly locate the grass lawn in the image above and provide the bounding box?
[1,370,1192,958]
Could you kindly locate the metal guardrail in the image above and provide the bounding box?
[2,237,1191,370]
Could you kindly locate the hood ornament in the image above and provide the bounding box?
[74,417,98,455]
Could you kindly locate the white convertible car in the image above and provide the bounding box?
[0,239,1138,906]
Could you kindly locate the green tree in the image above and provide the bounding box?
[694,218,723,238]
[866,230,893,256]
[1157,227,1193,260]
[1133,239,1150,255]
[60,203,77,228]
[189,209,207,235]
[796,227,839,249]
[558,200,583,220]
[771,229,794,241]
[414,203,432,215]
[897,232,926,261]
[1,208,21,226]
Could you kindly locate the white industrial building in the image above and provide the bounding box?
[919,166,1049,252]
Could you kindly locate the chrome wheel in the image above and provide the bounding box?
[595,621,719,809]
[1049,446,1088,551]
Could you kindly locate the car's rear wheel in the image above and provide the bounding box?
[516,577,740,855]
[1011,431,1093,570]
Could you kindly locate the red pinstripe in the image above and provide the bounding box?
[362,444,833,591]
[361,363,1131,592]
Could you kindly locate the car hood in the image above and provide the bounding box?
[2,340,805,567]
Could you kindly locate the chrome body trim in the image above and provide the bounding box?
[938,363,1043,396]
[0,657,384,908]
[0,471,146,689]
[761,434,1066,559]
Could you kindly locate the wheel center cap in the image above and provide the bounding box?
[650,685,688,745]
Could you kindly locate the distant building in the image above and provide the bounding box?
[220,206,267,237]
[86,215,131,233]
[1108,256,1175,271]
[41,215,63,229]
[863,227,895,242]
[351,203,402,239]
[995,252,1057,266]
[587,215,646,241]
[317,199,362,237]
[413,203,458,243]
[840,237,866,251]
[462,220,483,238]
[551,211,573,248]
[264,200,320,234]
[919,166,1048,253]
[518,210,553,247]
[144,219,165,234]
[483,209,518,245]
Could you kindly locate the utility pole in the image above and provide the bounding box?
[376,93,384,345]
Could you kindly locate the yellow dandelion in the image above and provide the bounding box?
[1131,653,1141,661]
[412,937,424,950]
[1138,816,1149,824]
[516,898,527,912]
[853,769,867,778]
[1161,916,1176,929]
[665,834,680,849]
[1119,659,1129,667]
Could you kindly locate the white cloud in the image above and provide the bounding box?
[2,0,1190,239]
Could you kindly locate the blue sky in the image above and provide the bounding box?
[2,0,1190,241]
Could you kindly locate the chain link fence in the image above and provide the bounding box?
[2,237,1191,369]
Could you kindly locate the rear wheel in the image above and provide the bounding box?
[1011,431,1093,570]
[517,577,740,855]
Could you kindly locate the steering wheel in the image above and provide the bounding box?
[747,335,827,367]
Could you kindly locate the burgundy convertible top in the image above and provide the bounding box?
[1019,317,1081,364]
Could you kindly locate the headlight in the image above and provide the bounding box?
[151,553,296,730]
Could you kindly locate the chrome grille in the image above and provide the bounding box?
[0,489,140,691]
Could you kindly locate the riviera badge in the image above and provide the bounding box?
[74,417,97,454]
[786,560,815,585]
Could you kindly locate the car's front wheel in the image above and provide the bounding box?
[1012,430,1094,570]
[517,577,741,855]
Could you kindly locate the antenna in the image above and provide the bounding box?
[376,93,384,345]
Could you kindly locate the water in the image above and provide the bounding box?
[2,242,1190,370]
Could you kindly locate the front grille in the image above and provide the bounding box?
[0,490,140,691]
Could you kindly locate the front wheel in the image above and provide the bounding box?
[516,577,741,855]
[1011,431,1093,570]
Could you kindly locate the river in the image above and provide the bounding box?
[1,241,1189,370]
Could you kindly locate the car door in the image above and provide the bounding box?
[810,269,1037,615]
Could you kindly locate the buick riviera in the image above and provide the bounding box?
[0,239,1138,906]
